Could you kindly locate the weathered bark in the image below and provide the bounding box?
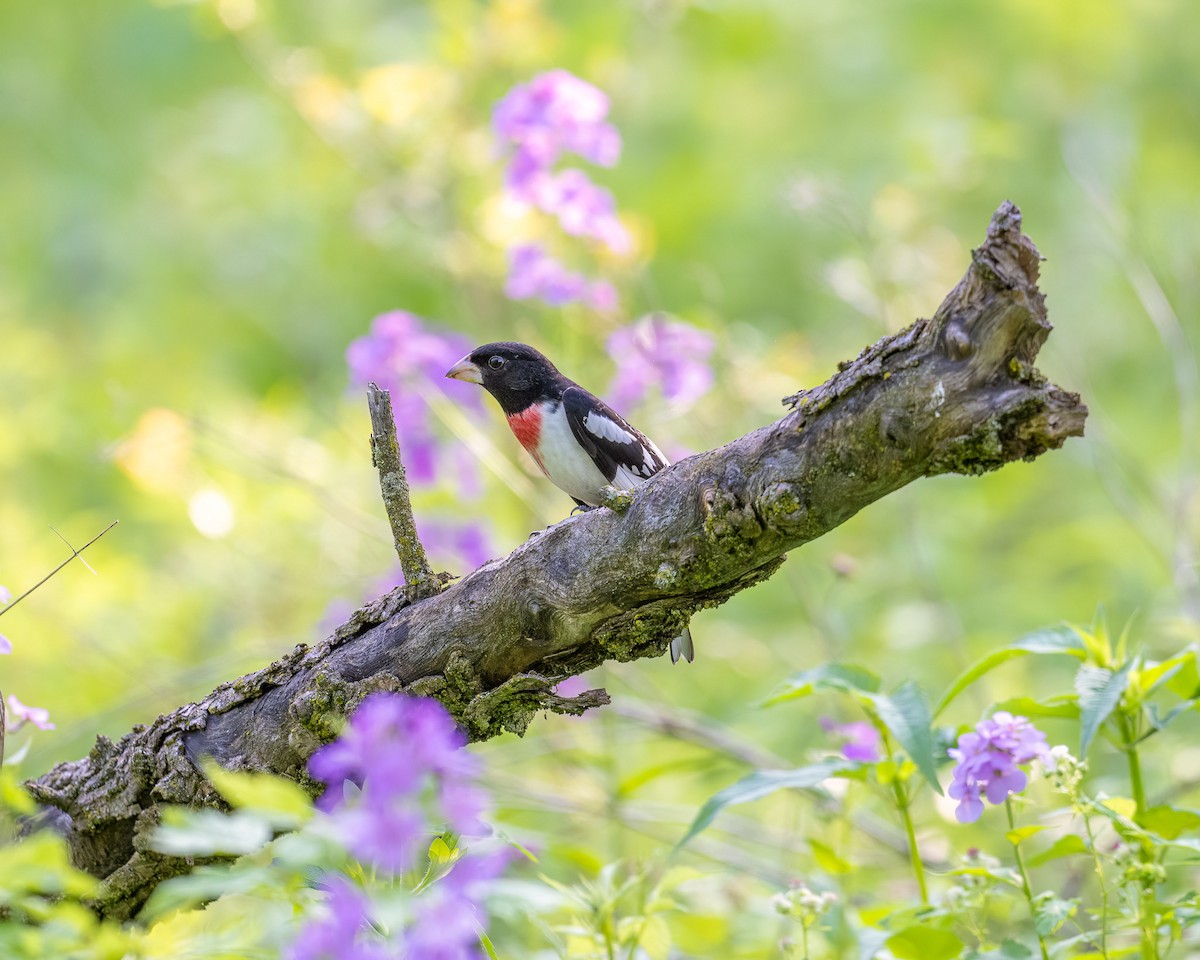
[26,202,1086,919]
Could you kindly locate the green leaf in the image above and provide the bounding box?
[885,924,964,960]
[764,662,881,705]
[870,682,942,794]
[992,695,1080,719]
[1138,806,1200,840]
[413,833,464,893]
[201,760,313,829]
[933,627,1084,718]
[141,862,277,922]
[677,760,849,847]
[1005,825,1046,845]
[151,808,272,857]
[810,838,853,874]
[1135,652,1193,699]
[1033,893,1078,935]
[1026,834,1090,867]
[479,932,500,960]
[1077,658,1136,756]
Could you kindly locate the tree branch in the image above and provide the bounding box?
[26,202,1086,919]
[366,383,439,598]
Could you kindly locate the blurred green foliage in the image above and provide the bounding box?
[2,0,1199,956]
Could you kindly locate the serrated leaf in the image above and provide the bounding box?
[765,662,881,705]
[1033,893,1078,935]
[201,760,313,829]
[151,808,272,857]
[885,924,963,960]
[1026,834,1089,867]
[1138,806,1200,840]
[677,760,849,847]
[1077,658,1135,756]
[1005,825,1046,845]
[934,627,1084,718]
[869,682,941,794]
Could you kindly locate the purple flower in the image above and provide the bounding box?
[400,850,512,960]
[493,70,620,181]
[309,694,481,871]
[528,169,630,254]
[289,877,390,960]
[0,585,11,604]
[345,312,482,488]
[0,635,10,656]
[5,694,54,732]
[606,315,715,412]
[504,244,616,310]
[947,712,1051,823]
[820,717,882,763]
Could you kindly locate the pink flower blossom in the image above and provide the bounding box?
[948,712,1052,823]
[6,694,55,731]
[607,315,715,411]
[345,311,482,489]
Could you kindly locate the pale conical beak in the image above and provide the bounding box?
[445,356,482,384]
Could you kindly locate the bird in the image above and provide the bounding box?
[445,340,694,663]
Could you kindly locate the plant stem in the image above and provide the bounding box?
[801,920,810,960]
[1080,807,1110,958]
[1117,711,1159,960]
[1006,799,1050,960]
[891,776,929,905]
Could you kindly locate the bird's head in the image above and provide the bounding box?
[445,341,561,412]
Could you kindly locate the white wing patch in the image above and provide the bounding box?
[583,410,635,446]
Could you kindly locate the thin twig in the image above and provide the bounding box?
[366,383,439,598]
[0,521,118,619]
[49,525,97,575]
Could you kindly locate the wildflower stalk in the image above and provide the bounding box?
[880,727,928,905]
[1117,711,1159,960]
[1006,798,1050,960]
[1080,809,1110,957]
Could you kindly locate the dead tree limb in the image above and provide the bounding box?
[26,202,1086,919]
[366,383,440,598]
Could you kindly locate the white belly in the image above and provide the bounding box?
[537,402,612,504]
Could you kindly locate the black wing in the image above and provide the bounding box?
[561,386,669,488]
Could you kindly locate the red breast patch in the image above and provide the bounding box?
[506,405,546,472]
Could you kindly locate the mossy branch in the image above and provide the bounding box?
[26,202,1085,919]
[366,383,439,598]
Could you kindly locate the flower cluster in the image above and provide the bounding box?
[345,311,482,489]
[947,712,1052,823]
[293,693,508,960]
[505,244,615,311]
[605,314,715,412]
[493,70,626,308]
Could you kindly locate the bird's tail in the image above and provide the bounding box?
[670,626,695,664]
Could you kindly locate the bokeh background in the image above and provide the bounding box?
[2,0,1198,954]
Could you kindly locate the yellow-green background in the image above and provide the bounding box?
[2,0,1198,955]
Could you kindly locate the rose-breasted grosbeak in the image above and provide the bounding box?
[445,340,694,663]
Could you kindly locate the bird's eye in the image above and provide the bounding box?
[487,356,506,370]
